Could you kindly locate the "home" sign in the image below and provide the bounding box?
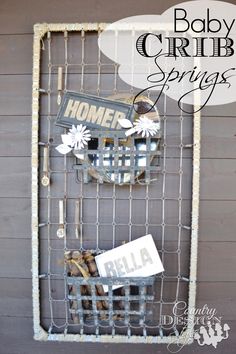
[56,91,135,130]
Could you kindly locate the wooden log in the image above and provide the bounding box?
[83,251,109,310]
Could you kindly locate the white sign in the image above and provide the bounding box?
[95,234,164,291]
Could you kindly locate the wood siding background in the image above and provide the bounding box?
[0,0,236,353]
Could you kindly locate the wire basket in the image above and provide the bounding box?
[67,276,155,331]
[73,130,161,184]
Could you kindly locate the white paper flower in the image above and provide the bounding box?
[133,116,160,137]
[56,124,91,155]
[118,116,160,138]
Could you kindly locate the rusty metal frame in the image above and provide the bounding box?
[32,23,200,343]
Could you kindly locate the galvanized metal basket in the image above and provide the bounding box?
[73,130,161,184]
[67,276,155,333]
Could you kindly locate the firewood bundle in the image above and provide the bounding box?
[65,250,109,323]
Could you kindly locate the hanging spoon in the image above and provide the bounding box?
[41,146,50,187]
[57,199,65,238]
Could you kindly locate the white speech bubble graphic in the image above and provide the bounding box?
[98,0,236,112]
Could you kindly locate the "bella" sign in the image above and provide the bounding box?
[56,91,135,130]
[95,234,164,291]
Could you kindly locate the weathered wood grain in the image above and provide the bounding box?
[0,116,31,156]
[0,239,235,281]
[0,73,192,116]
[1,198,236,241]
[0,278,32,317]
[0,198,30,238]
[0,33,114,75]
[1,0,236,351]
[1,278,235,320]
[200,159,236,200]
[0,75,32,116]
[0,157,30,198]
[0,316,235,354]
[0,239,31,278]
[0,31,235,120]
[197,282,236,321]
[199,201,236,241]
[1,71,236,117]
[37,158,192,200]
[2,116,236,159]
[202,103,236,117]
[0,34,33,74]
[201,117,236,158]
[197,242,236,282]
[0,156,192,198]
[0,114,193,158]
[0,239,189,278]
[2,157,236,199]
[0,0,181,34]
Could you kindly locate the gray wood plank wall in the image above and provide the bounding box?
[0,0,236,353]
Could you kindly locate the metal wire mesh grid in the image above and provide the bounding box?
[67,276,154,331]
[73,131,161,184]
[32,23,200,343]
